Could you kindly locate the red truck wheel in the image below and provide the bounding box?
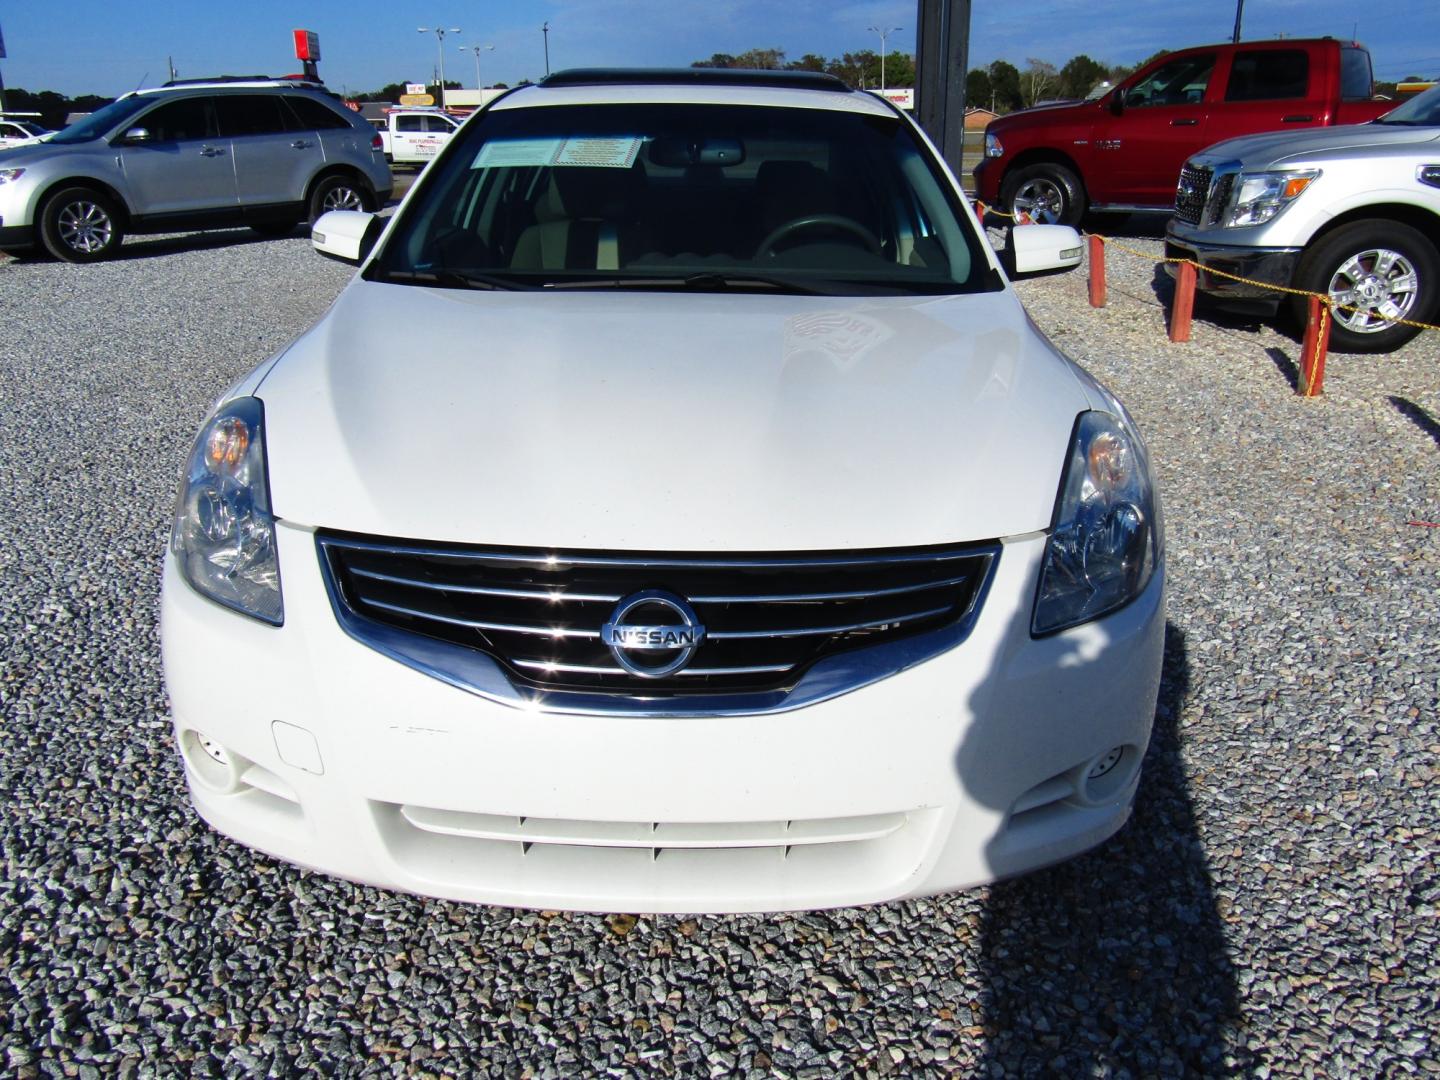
[1001,164,1084,227]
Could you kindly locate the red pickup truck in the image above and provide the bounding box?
[973,39,1392,225]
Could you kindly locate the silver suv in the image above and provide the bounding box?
[0,78,392,262]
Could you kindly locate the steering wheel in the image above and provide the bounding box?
[756,214,883,259]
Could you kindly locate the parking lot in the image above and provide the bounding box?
[0,207,1436,1076]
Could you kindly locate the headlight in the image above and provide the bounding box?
[0,168,25,185]
[1223,170,1318,228]
[170,397,283,624]
[1033,411,1159,636]
[984,132,1004,158]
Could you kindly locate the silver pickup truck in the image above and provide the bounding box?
[1165,85,1440,353]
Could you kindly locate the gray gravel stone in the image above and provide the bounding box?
[0,217,1436,1077]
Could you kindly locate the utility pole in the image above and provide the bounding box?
[1232,0,1245,44]
[542,22,551,77]
[167,56,177,82]
[915,0,971,175]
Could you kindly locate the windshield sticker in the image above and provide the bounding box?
[472,138,567,169]
[472,135,642,170]
[554,136,643,168]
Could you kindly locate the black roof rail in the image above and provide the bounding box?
[539,68,852,93]
[160,75,324,87]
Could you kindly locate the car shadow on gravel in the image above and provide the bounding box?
[971,623,1249,1075]
[115,229,299,261]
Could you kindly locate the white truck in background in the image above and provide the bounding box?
[369,108,463,166]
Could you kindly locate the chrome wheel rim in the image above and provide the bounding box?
[322,185,364,212]
[1326,247,1418,334]
[57,200,114,253]
[1011,177,1064,224]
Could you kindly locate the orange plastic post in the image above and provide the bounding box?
[1169,261,1196,343]
[974,200,987,220]
[1299,296,1331,397]
[1087,234,1107,308]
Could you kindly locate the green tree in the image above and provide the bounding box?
[988,60,1022,111]
[787,54,829,72]
[691,53,738,69]
[1059,54,1109,99]
[966,68,993,110]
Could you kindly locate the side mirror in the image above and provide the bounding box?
[311,210,382,264]
[121,126,153,143]
[1007,224,1084,276]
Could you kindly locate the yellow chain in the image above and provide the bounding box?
[972,200,1440,334]
[1092,234,1440,334]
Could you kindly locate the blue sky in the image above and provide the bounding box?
[2,1,1437,98]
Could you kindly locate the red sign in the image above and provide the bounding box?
[293,29,320,62]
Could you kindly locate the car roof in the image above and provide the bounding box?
[133,78,330,97]
[492,68,893,117]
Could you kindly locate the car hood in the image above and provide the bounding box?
[1194,122,1440,168]
[255,281,1092,551]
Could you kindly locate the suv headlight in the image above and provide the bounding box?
[1223,170,1318,228]
[171,397,283,624]
[1033,411,1160,635]
[984,132,1004,158]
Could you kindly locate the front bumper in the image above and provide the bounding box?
[0,223,34,249]
[973,156,1002,204]
[162,522,1166,913]
[1164,222,1301,299]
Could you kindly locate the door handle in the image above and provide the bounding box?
[199,146,225,157]
[291,139,313,149]
[1170,118,1199,127]
[1283,115,1314,123]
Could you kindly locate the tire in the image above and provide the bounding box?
[308,175,372,224]
[249,221,299,238]
[1001,163,1085,227]
[1292,221,1437,354]
[39,186,126,262]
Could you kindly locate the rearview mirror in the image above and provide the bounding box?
[311,210,383,264]
[1007,224,1084,276]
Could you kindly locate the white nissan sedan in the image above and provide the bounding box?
[163,69,1165,913]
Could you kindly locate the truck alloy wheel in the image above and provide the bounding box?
[1001,163,1084,227]
[1294,221,1436,353]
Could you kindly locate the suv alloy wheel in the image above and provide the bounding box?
[40,186,126,262]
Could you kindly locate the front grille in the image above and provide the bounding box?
[1174,163,1212,225]
[318,533,995,699]
[1207,173,1235,225]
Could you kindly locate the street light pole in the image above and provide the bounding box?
[542,22,551,77]
[418,26,462,108]
[461,44,495,90]
[867,25,903,93]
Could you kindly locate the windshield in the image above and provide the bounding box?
[48,96,151,144]
[1376,85,1440,126]
[370,101,991,295]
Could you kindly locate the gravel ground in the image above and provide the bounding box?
[1,221,1436,1078]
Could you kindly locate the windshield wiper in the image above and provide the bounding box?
[543,272,829,294]
[375,268,530,291]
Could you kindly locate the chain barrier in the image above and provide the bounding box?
[973,199,1440,336]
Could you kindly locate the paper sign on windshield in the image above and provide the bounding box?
[473,136,642,170]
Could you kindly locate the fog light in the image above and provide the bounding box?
[178,729,244,794]
[198,733,230,766]
[1087,745,1123,780]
